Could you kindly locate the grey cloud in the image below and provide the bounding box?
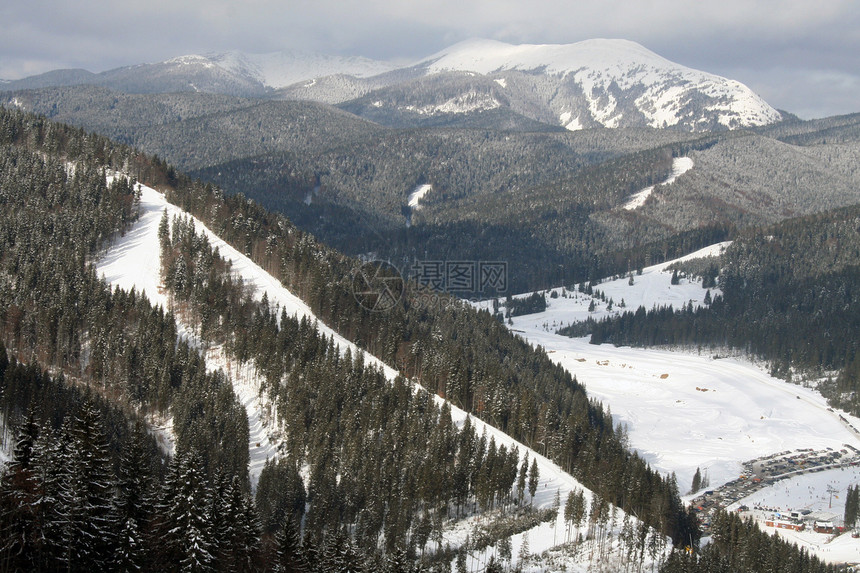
[0,0,857,118]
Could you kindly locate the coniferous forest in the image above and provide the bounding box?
[0,107,843,572]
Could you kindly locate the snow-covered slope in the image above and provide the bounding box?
[415,38,781,130]
[733,469,860,565]
[623,156,695,210]
[96,180,657,571]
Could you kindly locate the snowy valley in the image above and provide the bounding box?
[482,246,860,565]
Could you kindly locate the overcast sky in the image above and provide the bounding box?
[1,0,857,119]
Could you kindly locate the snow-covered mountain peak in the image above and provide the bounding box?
[164,54,218,69]
[410,37,782,130]
[6,39,782,131]
[421,37,677,77]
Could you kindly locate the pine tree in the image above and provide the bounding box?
[115,422,155,528]
[564,490,581,542]
[517,453,528,505]
[386,546,410,573]
[62,402,118,570]
[498,535,512,564]
[11,409,40,470]
[32,423,71,568]
[528,458,539,504]
[157,448,215,572]
[115,516,145,572]
[158,208,171,261]
[845,485,859,529]
[0,339,8,379]
[456,550,467,573]
[485,555,504,573]
[0,413,43,570]
[518,532,530,567]
[690,467,702,494]
[274,517,307,573]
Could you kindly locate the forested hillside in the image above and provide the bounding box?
[6,86,860,296]
[0,109,255,570]
[0,106,695,570]
[160,129,701,551]
[0,106,843,572]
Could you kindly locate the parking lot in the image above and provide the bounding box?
[690,444,860,528]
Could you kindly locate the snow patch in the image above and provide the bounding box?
[404,90,501,115]
[559,111,583,131]
[623,156,694,210]
[407,183,432,209]
[166,54,215,69]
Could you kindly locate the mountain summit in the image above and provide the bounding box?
[394,38,782,130]
[3,39,781,131]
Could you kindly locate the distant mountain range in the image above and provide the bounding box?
[2,38,782,131]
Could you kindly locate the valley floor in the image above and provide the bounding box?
[483,247,860,565]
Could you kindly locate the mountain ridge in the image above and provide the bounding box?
[3,38,781,131]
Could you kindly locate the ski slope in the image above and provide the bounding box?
[96,180,646,571]
[730,467,860,565]
[623,156,694,210]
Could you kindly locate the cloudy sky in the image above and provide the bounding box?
[1,0,857,119]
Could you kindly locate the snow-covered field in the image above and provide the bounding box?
[97,180,650,571]
[483,243,860,491]
[477,243,860,565]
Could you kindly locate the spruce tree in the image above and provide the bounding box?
[274,517,306,573]
[517,454,528,505]
[158,448,215,572]
[690,467,702,494]
[63,402,119,570]
[845,485,859,529]
[528,458,539,504]
[115,421,155,528]
[0,413,43,570]
[0,339,8,379]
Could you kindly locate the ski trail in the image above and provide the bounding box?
[97,181,647,569]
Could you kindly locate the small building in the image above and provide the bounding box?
[766,519,805,531]
[814,521,835,534]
